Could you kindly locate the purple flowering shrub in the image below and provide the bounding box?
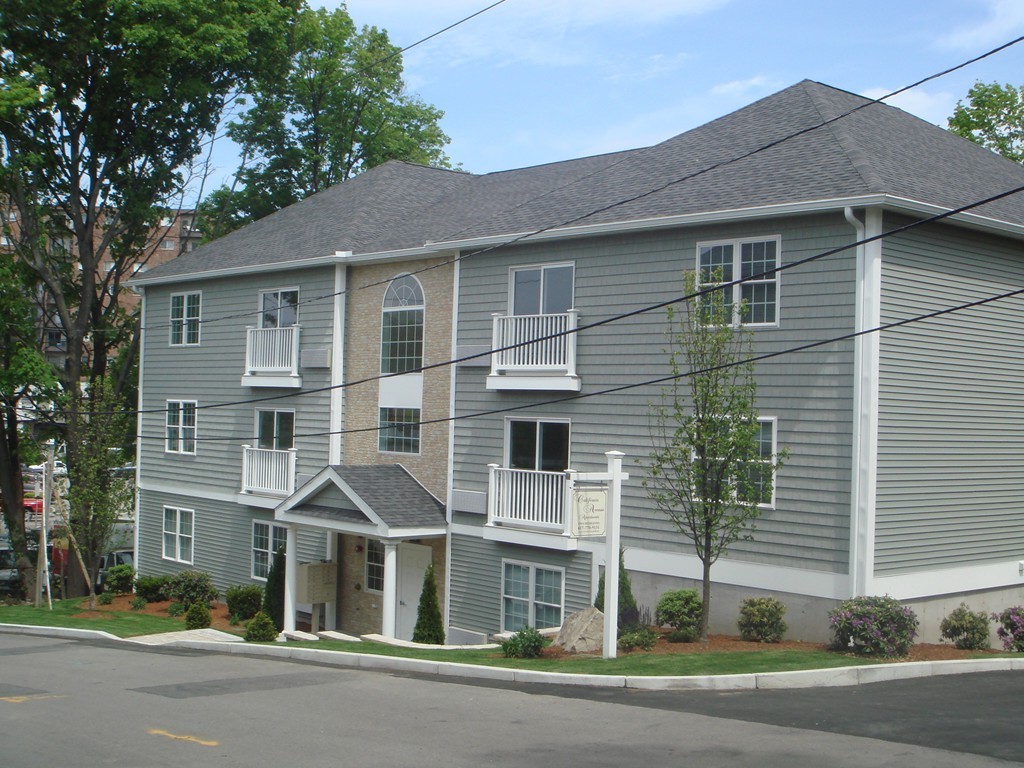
[992,606,1024,652]
[828,595,918,658]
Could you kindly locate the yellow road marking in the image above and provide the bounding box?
[148,728,219,747]
[0,695,65,703]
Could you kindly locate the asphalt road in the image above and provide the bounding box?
[1,632,1021,767]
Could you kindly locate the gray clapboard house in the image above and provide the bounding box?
[133,79,1024,642]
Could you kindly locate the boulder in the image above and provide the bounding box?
[552,605,604,653]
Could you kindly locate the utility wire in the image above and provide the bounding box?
[129,34,1024,337]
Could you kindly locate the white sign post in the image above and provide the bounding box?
[567,450,628,659]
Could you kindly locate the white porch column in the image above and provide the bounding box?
[381,541,399,638]
[283,525,298,633]
[325,533,337,631]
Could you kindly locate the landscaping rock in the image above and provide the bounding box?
[552,606,604,653]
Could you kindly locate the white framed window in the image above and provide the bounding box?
[252,521,287,580]
[160,239,175,251]
[165,400,197,454]
[163,506,194,563]
[256,409,295,450]
[380,275,424,374]
[169,291,201,346]
[506,417,570,472]
[365,539,385,592]
[0,234,10,247]
[501,560,564,632]
[510,262,574,316]
[740,417,778,508]
[697,237,780,326]
[378,407,420,454]
[259,287,299,329]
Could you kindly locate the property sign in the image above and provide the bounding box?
[572,486,607,537]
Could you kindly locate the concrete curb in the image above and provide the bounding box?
[3,623,1022,690]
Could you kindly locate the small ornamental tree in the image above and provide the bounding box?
[263,546,286,632]
[412,563,445,645]
[643,271,785,640]
[594,549,639,633]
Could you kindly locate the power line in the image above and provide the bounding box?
[129,34,1024,337]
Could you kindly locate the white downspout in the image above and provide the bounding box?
[845,206,882,598]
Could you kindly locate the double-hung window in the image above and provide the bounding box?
[256,409,294,450]
[694,416,778,508]
[260,288,298,329]
[378,407,420,454]
[252,521,287,579]
[365,540,385,592]
[739,418,777,507]
[502,560,564,632]
[163,506,194,563]
[166,400,197,454]
[697,237,779,325]
[380,275,424,374]
[169,292,201,345]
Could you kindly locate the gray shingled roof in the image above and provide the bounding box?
[144,80,1024,282]
[331,464,444,530]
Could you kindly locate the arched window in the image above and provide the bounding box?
[380,275,424,374]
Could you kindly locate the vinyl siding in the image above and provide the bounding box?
[452,213,857,575]
[876,217,1024,574]
[448,532,592,634]
[137,488,325,591]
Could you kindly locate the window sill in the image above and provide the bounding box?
[486,374,581,392]
[240,373,303,388]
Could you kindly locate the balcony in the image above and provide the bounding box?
[486,465,571,536]
[241,446,297,497]
[241,325,302,388]
[487,310,580,391]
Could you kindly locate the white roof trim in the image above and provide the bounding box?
[127,252,353,288]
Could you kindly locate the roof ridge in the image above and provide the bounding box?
[800,81,885,192]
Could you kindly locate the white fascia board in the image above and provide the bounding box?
[127,252,352,288]
[874,559,1024,600]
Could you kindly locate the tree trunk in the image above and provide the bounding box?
[700,556,713,642]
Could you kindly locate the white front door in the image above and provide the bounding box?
[395,542,433,641]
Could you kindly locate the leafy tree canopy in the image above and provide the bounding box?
[948,81,1024,164]
[201,5,452,238]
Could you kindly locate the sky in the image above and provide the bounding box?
[201,0,1024,192]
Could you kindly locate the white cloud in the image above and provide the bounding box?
[937,0,1024,50]
[860,86,958,126]
[711,76,773,96]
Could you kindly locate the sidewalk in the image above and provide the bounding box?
[2,622,1022,690]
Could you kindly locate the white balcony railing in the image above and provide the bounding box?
[490,310,578,377]
[487,464,570,534]
[245,325,300,377]
[241,445,297,496]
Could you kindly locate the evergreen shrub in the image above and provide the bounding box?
[245,611,279,642]
[184,601,212,630]
[166,570,218,608]
[412,563,445,644]
[500,626,545,659]
[264,548,286,632]
[225,584,264,622]
[105,564,135,594]
[737,596,788,643]
[135,575,172,602]
[655,589,702,642]
[828,595,918,657]
[940,603,990,650]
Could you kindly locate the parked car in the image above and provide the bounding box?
[0,546,18,594]
[95,549,134,593]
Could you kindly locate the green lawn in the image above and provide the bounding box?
[0,598,187,637]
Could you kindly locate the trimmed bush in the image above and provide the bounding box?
[737,596,788,643]
[97,591,114,605]
[135,574,172,603]
[940,603,990,650]
[105,564,135,594]
[166,570,218,608]
[184,601,212,630]
[828,595,918,658]
[129,595,147,611]
[992,606,1024,652]
[412,563,445,645]
[245,611,279,642]
[500,626,545,659]
[263,547,286,632]
[655,589,702,642]
[617,626,658,652]
[225,584,264,622]
[167,602,185,617]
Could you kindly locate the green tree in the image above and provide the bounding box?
[0,0,297,591]
[412,562,445,644]
[593,548,639,632]
[642,272,785,641]
[202,5,452,235]
[948,81,1024,163]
